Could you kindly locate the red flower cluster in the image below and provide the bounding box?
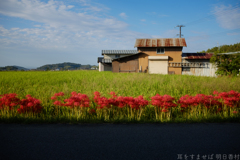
[214,90,240,107]
[17,95,42,114]
[0,93,21,110]
[178,94,221,109]
[1,90,239,118]
[151,94,177,112]
[52,92,90,108]
[177,95,196,108]
[122,96,148,109]
[94,91,148,109]
[94,91,111,109]
[51,92,64,100]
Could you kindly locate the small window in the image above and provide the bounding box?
[115,55,120,58]
[157,48,164,54]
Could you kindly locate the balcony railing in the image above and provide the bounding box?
[169,62,210,68]
[102,59,112,63]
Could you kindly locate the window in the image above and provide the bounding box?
[157,48,164,54]
[115,55,120,58]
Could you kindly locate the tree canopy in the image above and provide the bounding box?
[199,42,240,54]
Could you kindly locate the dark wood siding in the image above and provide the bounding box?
[112,54,140,73]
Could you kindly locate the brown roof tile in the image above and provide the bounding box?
[134,38,187,47]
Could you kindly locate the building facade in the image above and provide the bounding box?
[181,53,217,77]
[98,50,138,71]
[99,38,218,77]
[133,38,187,74]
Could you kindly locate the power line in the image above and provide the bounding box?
[175,25,185,38]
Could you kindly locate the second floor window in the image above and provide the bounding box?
[115,55,120,58]
[157,48,164,54]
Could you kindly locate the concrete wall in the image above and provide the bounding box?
[138,47,183,74]
[99,62,104,72]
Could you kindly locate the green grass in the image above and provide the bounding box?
[0,70,240,123]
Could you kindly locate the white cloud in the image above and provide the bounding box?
[140,19,146,22]
[0,0,149,68]
[119,12,128,19]
[214,5,240,29]
[67,5,74,9]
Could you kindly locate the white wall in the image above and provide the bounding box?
[182,63,217,77]
[99,62,104,72]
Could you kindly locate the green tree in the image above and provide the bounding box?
[210,53,240,76]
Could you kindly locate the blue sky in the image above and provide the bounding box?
[0,0,240,68]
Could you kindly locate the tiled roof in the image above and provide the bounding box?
[134,38,187,47]
[182,53,213,59]
[102,50,138,55]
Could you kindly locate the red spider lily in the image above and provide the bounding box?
[53,101,62,106]
[151,94,177,111]
[94,91,101,103]
[123,96,149,109]
[194,94,221,108]
[178,94,221,109]
[63,92,90,108]
[109,91,118,98]
[51,96,57,100]
[214,90,240,107]
[94,92,148,110]
[115,96,127,108]
[54,92,64,97]
[94,91,112,109]
[51,92,65,100]
[0,93,21,110]
[52,92,90,108]
[18,95,42,114]
[178,95,197,108]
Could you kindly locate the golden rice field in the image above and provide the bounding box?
[0,70,240,123]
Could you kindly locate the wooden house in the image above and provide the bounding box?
[181,53,217,77]
[112,38,187,74]
[98,50,138,71]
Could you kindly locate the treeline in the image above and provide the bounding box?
[200,42,240,53]
[0,63,98,71]
[0,66,19,71]
[206,42,240,76]
[37,62,98,71]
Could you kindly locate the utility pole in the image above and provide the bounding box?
[175,25,185,38]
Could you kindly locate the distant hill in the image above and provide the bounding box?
[13,66,29,71]
[37,62,98,71]
[0,66,29,71]
[199,42,240,53]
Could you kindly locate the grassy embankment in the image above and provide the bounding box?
[0,70,240,123]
